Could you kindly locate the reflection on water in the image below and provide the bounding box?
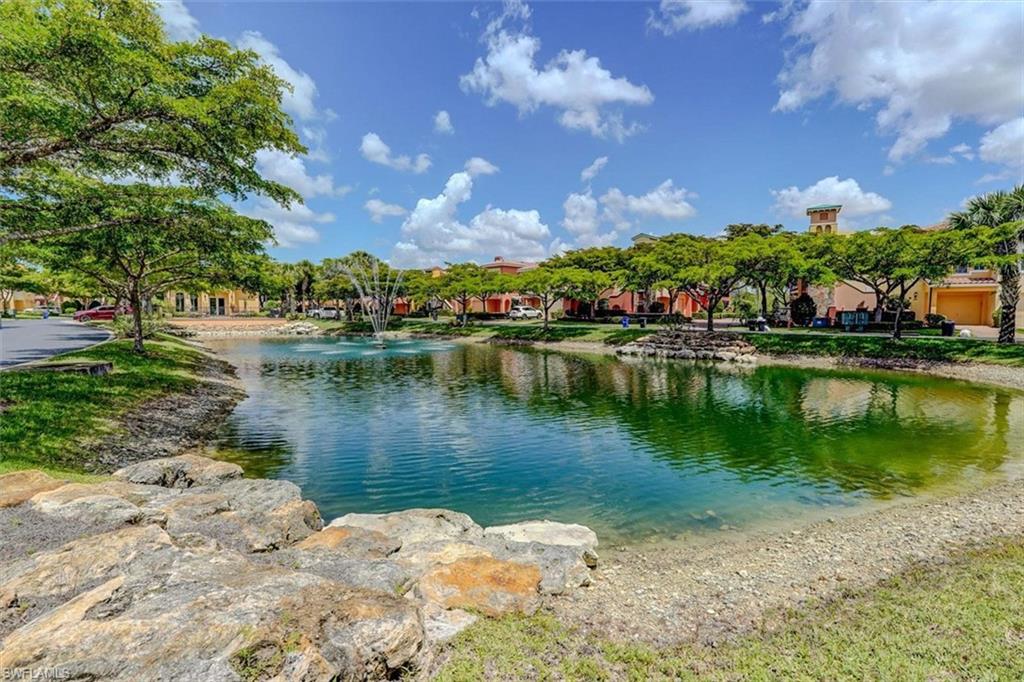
[207,337,1024,543]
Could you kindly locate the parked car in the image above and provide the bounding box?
[73,305,124,322]
[310,305,340,320]
[509,305,543,320]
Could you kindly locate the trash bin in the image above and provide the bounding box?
[639,317,647,328]
[941,320,956,337]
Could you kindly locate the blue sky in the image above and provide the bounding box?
[160,1,1024,265]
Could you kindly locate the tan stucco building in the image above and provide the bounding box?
[162,288,260,316]
[806,207,1019,327]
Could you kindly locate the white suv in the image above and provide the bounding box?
[509,305,542,320]
[310,306,340,319]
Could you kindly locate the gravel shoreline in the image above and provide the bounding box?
[548,476,1024,645]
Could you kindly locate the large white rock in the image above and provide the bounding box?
[329,509,482,546]
[483,520,599,567]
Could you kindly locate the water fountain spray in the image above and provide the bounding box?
[338,257,404,348]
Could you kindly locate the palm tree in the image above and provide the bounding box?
[949,185,1024,344]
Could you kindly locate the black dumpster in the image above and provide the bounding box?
[941,320,956,337]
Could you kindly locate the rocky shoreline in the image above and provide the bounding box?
[71,343,247,473]
[0,455,599,680]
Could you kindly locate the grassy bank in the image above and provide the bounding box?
[315,318,656,346]
[435,538,1024,681]
[0,335,211,476]
[746,332,1024,366]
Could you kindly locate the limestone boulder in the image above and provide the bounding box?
[414,556,541,617]
[483,520,599,567]
[420,603,478,646]
[113,453,243,488]
[1,541,424,681]
[483,538,592,595]
[260,548,412,594]
[295,525,401,559]
[160,479,323,552]
[0,470,66,508]
[329,508,482,546]
[393,540,494,577]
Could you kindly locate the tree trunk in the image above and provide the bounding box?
[129,279,145,353]
[892,301,904,340]
[759,282,769,318]
[997,263,1019,344]
[706,305,715,332]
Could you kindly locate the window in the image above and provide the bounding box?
[190,294,198,311]
[955,265,968,274]
[819,212,828,221]
[174,293,185,312]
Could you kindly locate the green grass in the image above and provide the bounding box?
[0,335,211,473]
[745,332,1024,366]
[434,539,1024,681]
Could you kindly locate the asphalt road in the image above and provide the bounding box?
[0,318,112,369]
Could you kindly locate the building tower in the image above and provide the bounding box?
[806,204,841,234]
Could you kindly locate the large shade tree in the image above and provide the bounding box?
[0,0,303,244]
[670,236,750,332]
[949,186,1024,344]
[41,187,272,351]
[821,227,970,339]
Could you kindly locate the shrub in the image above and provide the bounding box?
[112,313,170,339]
[925,313,946,327]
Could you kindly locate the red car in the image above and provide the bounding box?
[73,305,126,322]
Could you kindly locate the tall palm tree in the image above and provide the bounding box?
[949,185,1024,344]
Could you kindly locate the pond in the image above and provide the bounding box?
[207,336,1024,544]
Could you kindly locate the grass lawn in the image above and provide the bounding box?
[0,335,211,475]
[435,539,1024,681]
[745,332,1024,366]
[315,317,656,346]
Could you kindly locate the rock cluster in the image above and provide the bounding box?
[617,330,757,362]
[281,321,320,336]
[0,455,597,680]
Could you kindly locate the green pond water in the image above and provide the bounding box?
[207,337,1024,544]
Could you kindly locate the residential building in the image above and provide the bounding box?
[803,208,1020,327]
[563,234,703,317]
[162,288,260,316]
[450,257,544,314]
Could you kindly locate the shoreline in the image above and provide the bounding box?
[549,473,1024,645]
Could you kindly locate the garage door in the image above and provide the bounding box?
[936,292,986,325]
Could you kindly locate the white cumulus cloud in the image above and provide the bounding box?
[156,0,200,41]
[364,198,408,223]
[580,156,608,183]
[774,1,1024,164]
[648,0,749,34]
[771,176,892,228]
[392,169,550,267]
[238,31,328,122]
[360,133,432,174]
[255,150,350,198]
[561,179,697,247]
[242,200,333,248]
[978,117,1024,170]
[434,110,455,135]
[464,157,500,176]
[460,1,653,141]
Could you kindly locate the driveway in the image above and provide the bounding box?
[0,318,113,369]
